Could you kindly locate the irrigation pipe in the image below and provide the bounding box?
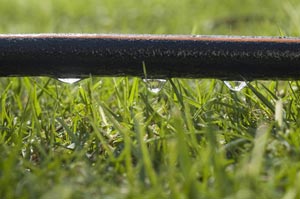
[0,34,300,80]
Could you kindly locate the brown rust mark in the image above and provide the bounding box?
[0,34,300,43]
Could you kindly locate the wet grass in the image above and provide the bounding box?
[1,0,300,198]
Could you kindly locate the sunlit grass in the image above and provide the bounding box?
[2,0,300,198]
[1,77,300,198]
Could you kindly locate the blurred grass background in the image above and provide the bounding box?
[0,0,300,35]
[2,0,300,199]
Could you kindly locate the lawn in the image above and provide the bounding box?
[1,0,300,198]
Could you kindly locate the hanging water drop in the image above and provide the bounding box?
[224,81,247,92]
[57,78,81,84]
[143,79,167,93]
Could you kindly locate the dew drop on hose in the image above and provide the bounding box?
[57,78,82,84]
[224,81,247,92]
[143,79,167,93]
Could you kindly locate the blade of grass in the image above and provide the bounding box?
[247,82,275,113]
[100,102,135,184]
[247,124,270,176]
[133,110,158,186]
[56,117,77,145]
[169,79,184,108]
[128,77,139,107]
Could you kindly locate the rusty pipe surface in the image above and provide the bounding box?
[1,34,300,80]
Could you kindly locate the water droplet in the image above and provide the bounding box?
[67,143,76,150]
[57,78,81,84]
[143,79,167,93]
[224,81,247,92]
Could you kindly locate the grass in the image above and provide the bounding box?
[1,0,300,198]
